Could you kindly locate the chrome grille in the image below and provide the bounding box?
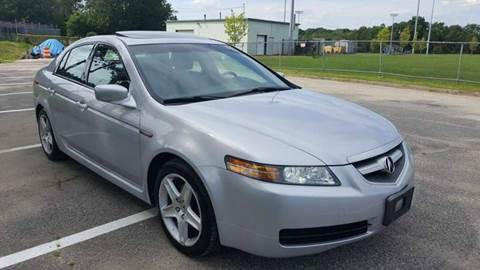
[353,143,405,183]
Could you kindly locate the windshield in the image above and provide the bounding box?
[129,43,291,103]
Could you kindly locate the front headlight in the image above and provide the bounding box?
[225,156,340,186]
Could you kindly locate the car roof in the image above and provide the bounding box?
[114,31,224,46]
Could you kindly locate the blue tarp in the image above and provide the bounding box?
[32,39,64,56]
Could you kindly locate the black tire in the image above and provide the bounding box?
[37,109,66,161]
[154,159,219,257]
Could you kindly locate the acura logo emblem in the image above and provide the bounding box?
[384,157,395,174]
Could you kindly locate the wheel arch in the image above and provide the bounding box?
[146,150,213,207]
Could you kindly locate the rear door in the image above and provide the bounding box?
[50,44,94,151]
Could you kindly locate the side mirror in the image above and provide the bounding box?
[94,84,136,109]
[276,71,286,78]
[95,84,128,102]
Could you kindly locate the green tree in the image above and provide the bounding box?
[65,11,91,37]
[66,0,175,35]
[370,27,390,52]
[400,27,411,49]
[413,37,427,53]
[0,0,81,33]
[464,24,480,37]
[224,12,247,45]
[470,36,479,54]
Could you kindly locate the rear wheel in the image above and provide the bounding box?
[155,159,219,257]
[37,109,66,161]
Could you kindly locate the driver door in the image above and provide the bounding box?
[79,43,142,186]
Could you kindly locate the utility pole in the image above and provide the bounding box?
[289,0,295,40]
[14,18,18,41]
[412,0,420,54]
[288,0,295,55]
[426,0,435,55]
[390,13,399,53]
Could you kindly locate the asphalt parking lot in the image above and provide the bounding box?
[0,60,479,270]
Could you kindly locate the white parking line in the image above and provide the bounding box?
[0,209,157,269]
[0,92,31,96]
[0,144,41,155]
[0,82,32,86]
[0,108,34,114]
[0,76,33,79]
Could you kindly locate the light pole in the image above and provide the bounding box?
[412,0,421,54]
[426,0,436,55]
[284,0,287,22]
[295,10,304,24]
[390,13,399,53]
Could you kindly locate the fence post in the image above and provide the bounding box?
[14,19,18,41]
[379,42,383,74]
[456,43,464,82]
[278,41,282,70]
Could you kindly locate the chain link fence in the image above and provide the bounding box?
[237,40,480,85]
[0,20,60,40]
[0,21,78,46]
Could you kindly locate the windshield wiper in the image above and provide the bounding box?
[163,87,292,104]
[163,95,226,105]
[230,86,291,97]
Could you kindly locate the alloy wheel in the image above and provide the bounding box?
[158,173,202,247]
[38,114,53,155]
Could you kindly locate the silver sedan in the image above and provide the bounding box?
[33,31,415,258]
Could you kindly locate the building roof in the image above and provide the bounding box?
[167,18,300,26]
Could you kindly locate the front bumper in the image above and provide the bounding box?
[198,144,415,258]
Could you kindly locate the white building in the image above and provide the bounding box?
[166,18,299,56]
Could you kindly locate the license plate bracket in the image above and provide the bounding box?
[383,187,414,226]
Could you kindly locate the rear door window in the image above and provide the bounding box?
[87,44,130,89]
[56,44,94,83]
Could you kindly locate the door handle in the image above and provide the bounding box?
[37,83,55,95]
[76,101,88,111]
[46,87,55,96]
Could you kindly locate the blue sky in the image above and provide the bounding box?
[169,0,480,29]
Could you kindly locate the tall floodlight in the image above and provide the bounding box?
[390,13,399,53]
[426,0,436,55]
[295,10,304,24]
[412,0,421,54]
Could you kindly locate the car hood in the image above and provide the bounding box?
[171,90,402,165]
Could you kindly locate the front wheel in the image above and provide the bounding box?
[155,159,219,257]
[37,109,66,161]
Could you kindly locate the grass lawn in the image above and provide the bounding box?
[0,41,31,63]
[256,54,480,93]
